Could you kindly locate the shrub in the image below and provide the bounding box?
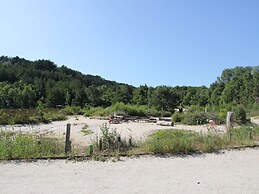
[99,123,118,151]
[90,124,134,157]
[81,124,93,136]
[82,103,173,118]
[182,112,208,125]
[62,106,84,115]
[172,112,185,123]
[232,105,247,123]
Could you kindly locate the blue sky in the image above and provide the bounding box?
[1,0,259,87]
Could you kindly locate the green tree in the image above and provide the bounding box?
[150,86,180,112]
[112,85,133,104]
[132,85,149,105]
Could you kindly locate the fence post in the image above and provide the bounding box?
[129,136,132,147]
[99,139,102,151]
[226,112,234,131]
[89,144,93,155]
[117,136,121,152]
[65,123,71,154]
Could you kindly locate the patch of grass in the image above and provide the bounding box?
[142,126,259,155]
[83,103,173,117]
[0,131,64,159]
[0,109,67,125]
[93,154,106,162]
[81,124,93,136]
[88,124,135,160]
[61,106,84,115]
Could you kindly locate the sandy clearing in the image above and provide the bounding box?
[0,148,259,194]
[251,117,259,125]
[0,116,227,146]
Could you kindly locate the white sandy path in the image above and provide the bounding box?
[0,148,259,194]
[0,116,227,146]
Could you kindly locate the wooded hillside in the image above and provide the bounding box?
[0,56,258,112]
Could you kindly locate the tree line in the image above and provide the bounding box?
[0,56,258,112]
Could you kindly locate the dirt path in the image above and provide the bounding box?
[0,148,259,194]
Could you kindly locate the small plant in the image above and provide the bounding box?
[90,123,134,159]
[93,154,106,162]
[85,144,94,155]
[81,124,93,136]
[99,123,118,151]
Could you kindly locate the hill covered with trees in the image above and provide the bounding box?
[0,56,258,115]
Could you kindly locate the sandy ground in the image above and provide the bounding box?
[0,116,227,146]
[0,148,259,194]
[0,117,258,193]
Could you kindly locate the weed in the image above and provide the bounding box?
[0,131,64,159]
[81,124,93,136]
[143,126,259,155]
[0,108,67,125]
[99,123,118,151]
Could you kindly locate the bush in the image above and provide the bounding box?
[82,103,173,118]
[90,124,135,157]
[233,105,247,123]
[247,103,259,117]
[62,106,84,115]
[182,112,208,125]
[99,123,118,151]
[217,110,227,124]
[172,112,185,123]
[188,105,204,113]
[178,110,221,125]
[83,107,112,117]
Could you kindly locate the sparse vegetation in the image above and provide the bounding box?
[142,126,259,154]
[0,131,64,159]
[1,121,259,160]
[86,124,135,161]
[81,124,93,136]
[0,108,67,125]
[83,102,172,117]
[0,56,259,161]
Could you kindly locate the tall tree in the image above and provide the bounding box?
[150,86,180,112]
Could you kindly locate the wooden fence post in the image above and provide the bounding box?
[117,136,121,152]
[129,136,132,147]
[226,112,234,131]
[99,139,102,151]
[65,123,71,154]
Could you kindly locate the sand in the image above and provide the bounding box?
[0,117,259,193]
[0,148,259,194]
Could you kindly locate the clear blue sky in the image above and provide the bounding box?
[1,0,259,87]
